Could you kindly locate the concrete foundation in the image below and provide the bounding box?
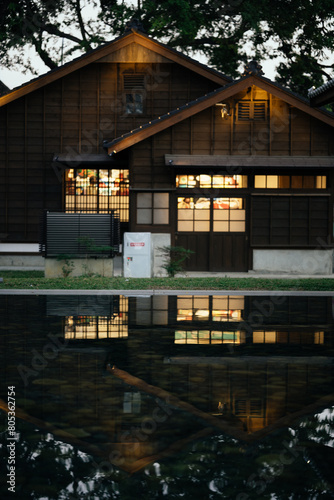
[0,254,45,270]
[45,258,114,278]
[253,249,333,275]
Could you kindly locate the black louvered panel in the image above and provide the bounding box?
[253,102,266,120]
[46,295,120,316]
[47,213,80,256]
[237,101,251,120]
[123,74,145,89]
[111,212,121,253]
[40,211,120,257]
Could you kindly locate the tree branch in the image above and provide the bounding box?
[40,23,83,45]
[74,0,93,50]
[31,35,58,70]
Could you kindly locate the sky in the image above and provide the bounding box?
[0,44,282,91]
[0,0,332,92]
[0,0,284,91]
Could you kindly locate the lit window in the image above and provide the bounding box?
[177,197,210,232]
[65,169,129,221]
[176,174,247,188]
[254,175,326,189]
[213,198,245,232]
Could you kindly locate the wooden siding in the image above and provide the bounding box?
[130,85,333,190]
[0,61,219,242]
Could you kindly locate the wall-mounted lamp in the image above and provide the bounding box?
[215,102,230,119]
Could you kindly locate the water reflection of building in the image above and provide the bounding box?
[63,297,128,340]
[0,294,333,474]
[129,294,332,348]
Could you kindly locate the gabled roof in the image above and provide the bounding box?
[104,73,334,155]
[309,80,334,106]
[0,29,231,107]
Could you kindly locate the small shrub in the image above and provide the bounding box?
[56,254,75,278]
[158,245,194,277]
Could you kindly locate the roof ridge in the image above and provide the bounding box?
[0,28,231,100]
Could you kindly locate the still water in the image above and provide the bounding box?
[0,292,334,499]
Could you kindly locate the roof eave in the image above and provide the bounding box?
[106,75,334,155]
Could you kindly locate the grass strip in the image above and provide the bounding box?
[0,271,334,291]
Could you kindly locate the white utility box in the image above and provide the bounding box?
[123,232,152,278]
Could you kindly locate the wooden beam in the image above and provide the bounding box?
[165,154,334,167]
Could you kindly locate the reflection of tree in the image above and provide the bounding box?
[0,411,119,499]
[2,407,334,499]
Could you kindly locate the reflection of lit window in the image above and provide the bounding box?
[252,330,325,344]
[254,175,326,189]
[177,295,244,322]
[174,330,242,344]
[177,296,209,321]
[176,174,247,188]
[64,298,128,339]
[253,331,276,343]
[314,331,324,344]
[212,295,244,321]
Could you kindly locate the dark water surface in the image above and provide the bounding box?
[1,293,334,499]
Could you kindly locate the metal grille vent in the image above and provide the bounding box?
[237,101,266,121]
[39,211,120,257]
[123,74,146,90]
[253,102,266,120]
[237,101,251,120]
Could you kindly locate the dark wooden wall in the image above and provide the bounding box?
[129,85,334,241]
[0,62,218,242]
[131,86,333,192]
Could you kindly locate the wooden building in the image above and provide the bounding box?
[1,26,334,273]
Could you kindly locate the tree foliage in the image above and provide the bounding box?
[0,0,333,95]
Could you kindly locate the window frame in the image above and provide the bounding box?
[64,168,129,222]
[123,72,146,116]
[136,192,170,226]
